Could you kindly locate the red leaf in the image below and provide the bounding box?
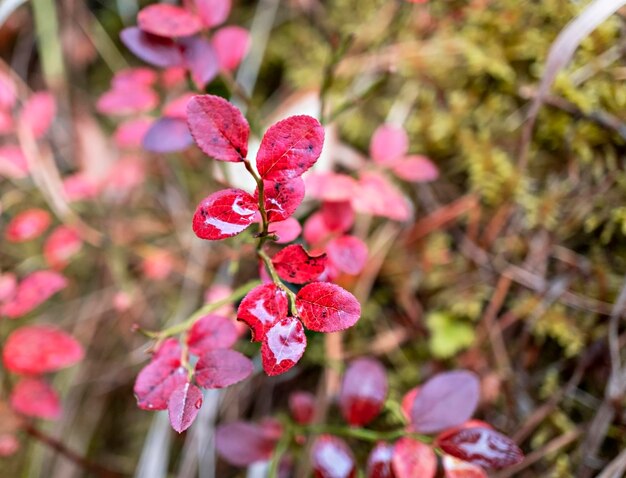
[10,378,60,419]
[43,226,82,270]
[442,455,488,478]
[411,370,480,434]
[321,200,355,233]
[114,118,153,149]
[187,314,238,355]
[216,421,279,466]
[259,178,305,222]
[272,245,327,284]
[143,117,193,153]
[370,124,408,165]
[0,145,28,179]
[339,357,387,426]
[311,435,356,478]
[392,438,436,478]
[194,349,253,388]
[194,0,231,27]
[137,4,203,38]
[6,208,51,242]
[19,92,56,138]
[326,235,368,275]
[120,27,184,68]
[261,316,306,376]
[134,356,187,410]
[237,283,288,342]
[168,382,203,433]
[296,282,361,332]
[180,36,219,89]
[352,172,412,221]
[1,271,67,319]
[212,26,250,71]
[390,155,439,183]
[288,391,315,425]
[367,442,396,478]
[269,217,302,243]
[187,94,249,162]
[305,172,358,202]
[192,188,258,240]
[256,115,324,181]
[437,427,523,470]
[2,325,83,374]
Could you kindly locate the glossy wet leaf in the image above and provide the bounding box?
[339,357,388,426]
[392,438,436,478]
[261,316,307,376]
[296,282,361,332]
[168,382,203,433]
[272,244,327,284]
[194,349,253,388]
[1,271,67,319]
[186,314,238,355]
[137,4,203,38]
[442,455,488,478]
[237,283,288,342]
[192,188,258,240]
[259,177,305,222]
[10,378,60,419]
[311,435,356,478]
[367,442,396,478]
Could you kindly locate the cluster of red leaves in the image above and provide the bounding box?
[216,360,524,476]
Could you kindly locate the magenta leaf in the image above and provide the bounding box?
[6,208,51,242]
[194,0,231,27]
[271,245,327,284]
[2,325,83,374]
[153,338,182,360]
[367,442,396,478]
[256,115,324,181]
[237,283,288,342]
[258,177,305,222]
[392,438,437,478]
[437,427,523,470]
[186,94,249,162]
[134,356,187,410]
[168,382,203,433]
[339,357,388,426]
[10,377,60,420]
[311,435,356,478]
[442,455,488,478]
[296,282,361,332]
[137,4,203,38]
[410,370,480,434]
[216,421,279,466]
[195,349,253,388]
[370,124,408,165]
[180,35,219,89]
[327,235,368,275]
[261,316,307,376]
[212,26,250,71]
[321,200,355,233]
[143,117,193,153]
[1,271,67,319]
[288,391,315,425]
[120,27,184,68]
[192,188,258,240]
[390,155,439,183]
[187,314,238,355]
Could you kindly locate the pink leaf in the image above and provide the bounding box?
[321,200,355,233]
[153,338,182,361]
[10,378,60,419]
[103,156,146,199]
[192,188,258,240]
[392,438,436,478]
[259,178,305,222]
[134,356,187,410]
[187,94,249,162]
[0,145,28,179]
[303,212,333,245]
[143,117,193,153]
[0,110,13,134]
[0,434,20,457]
[339,357,387,426]
[256,115,324,181]
[305,172,358,202]
[436,427,523,470]
[411,370,480,434]
[112,67,158,89]
[0,273,17,303]
[288,391,315,425]
[366,442,396,478]
[114,118,153,149]
[0,71,16,110]
[390,155,439,183]
[180,35,219,89]
[161,66,188,88]
[311,435,356,478]
[326,235,368,275]
[194,349,253,388]
[442,455,488,478]
[187,314,238,355]
[237,283,288,341]
[120,27,184,68]
[168,382,203,433]
[5,208,51,242]
[212,26,250,71]
[272,245,327,284]
[216,421,279,466]
[43,225,83,270]
[194,0,231,28]
[19,92,56,138]
[352,172,412,221]
[137,4,203,38]
[163,93,195,118]
[269,217,302,243]
[97,86,158,116]
[62,173,100,202]
[296,282,361,332]
[2,325,83,374]
[1,271,67,319]
[142,249,175,280]
[370,124,408,165]
[204,284,234,316]
[400,386,419,422]
[261,316,306,376]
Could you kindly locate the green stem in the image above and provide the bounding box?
[268,425,292,478]
[296,424,433,444]
[258,249,298,316]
